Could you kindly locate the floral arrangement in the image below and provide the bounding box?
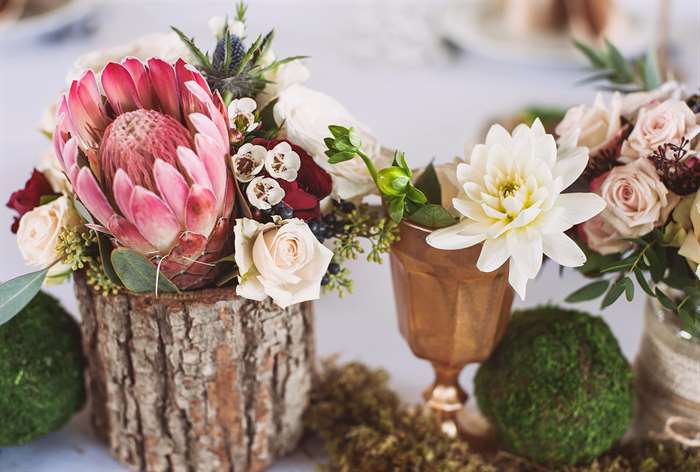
[1,3,395,324]
[325,120,605,299]
[558,42,700,338]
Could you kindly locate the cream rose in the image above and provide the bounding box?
[556,92,622,155]
[65,32,196,84]
[620,81,684,119]
[621,98,700,161]
[273,84,391,200]
[234,218,333,308]
[17,196,80,278]
[594,158,679,239]
[580,213,632,255]
[257,59,310,108]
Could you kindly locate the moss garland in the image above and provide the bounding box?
[304,360,700,472]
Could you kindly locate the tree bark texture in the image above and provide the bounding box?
[73,273,315,472]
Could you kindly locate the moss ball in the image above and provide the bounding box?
[474,306,633,467]
[0,291,85,446]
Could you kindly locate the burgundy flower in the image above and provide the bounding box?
[252,138,332,220]
[6,169,56,233]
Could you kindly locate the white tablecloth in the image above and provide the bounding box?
[0,1,698,470]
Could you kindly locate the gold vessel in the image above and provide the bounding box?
[389,220,514,445]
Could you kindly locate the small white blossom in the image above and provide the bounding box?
[228,97,260,134]
[246,176,285,210]
[208,16,246,38]
[232,143,266,183]
[265,142,301,182]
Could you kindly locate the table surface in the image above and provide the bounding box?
[0,1,698,470]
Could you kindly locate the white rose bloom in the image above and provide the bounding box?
[621,98,700,161]
[208,16,246,38]
[426,120,606,300]
[17,196,80,278]
[246,176,285,210]
[265,141,301,182]
[274,84,390,200]
[556,92,622,155]
[37,149,72,194]
[621,81,684,119]
[257,59,310,108]
[234,218,334,308]
[65,32,196,84]
[232,143,267,183]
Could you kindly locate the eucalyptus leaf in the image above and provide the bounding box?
[655,287,676,311]
[0,268,50,326]
[634,268,654,296]
[623,277,634,302]
[565,280,610,303]
[111,249,179,294]
[73,198,94,224]
[601,277,627,309]
[407,204,456,229]
[414,162,441,205]
[97,233,121,285]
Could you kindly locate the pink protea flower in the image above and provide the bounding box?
[53,57,236,290]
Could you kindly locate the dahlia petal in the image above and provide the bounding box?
[154,159,189,223]
[123,57,155,109]
[554,150,589,189]
[147,58,181,120]
[102,62,142,114]
[108,214,157,254]
[477,237,510,273]
[194,133,227,210]
[185,185,218,237]
[548,193,606,232]
[189,113,226,153]
[426,220,486,250]
[129,186,181,251]
[542,232,586,268]
[113,169,135,221]
[177,146,213,191]
[75,167,116,227]
[485,124,511,146]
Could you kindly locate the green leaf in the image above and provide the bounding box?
[110,249,179,294]
[413,162,441,205]
[96,233,121,286]
[171,27,211,69]
[634,268,654,296]
[387,197,405,224]
[235,33,263,74]
[601,277,627,309]
[407,204,456,229]
[605,40,635,83]
[574,40,607,68]
[0,268,50,326]
[332,136,356,153]
[641,48,662,91]
[393,151,410,174]
[73,198,94,224]
[259,97,278,130]
[623,276,634,301]
[328,125,349,139]
[565,280,610,303]
[328,152,356,164]
[655,287,676,311]
[39,194,60,205]
[405,185,427,204]
[347,128,362,148]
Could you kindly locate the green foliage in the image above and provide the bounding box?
[574,40,663,92]
[307,359,699,471]
[0,268,50,326]
[0,291,85,446]
[571,231,700,338]
[322,259,353,298]
[110,249,179,294]
[475,307,633,467]
[333,204,399,265]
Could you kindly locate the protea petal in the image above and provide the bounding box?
[176,59,210,119]
[102,62,142,114]
[129,186,181,251]
[75,167,116,227]
[185,184,217,236]
[147,58,180,120]
[61,137,80,183]
[68,71,109,148]
[185,81,228,148]
[194,133,227,210]
[113,169,135,221]
[153,159,189,223]
[123,57,155,110]
[108,214,156,254]
[177,146,213,191]
[189,113,227,153]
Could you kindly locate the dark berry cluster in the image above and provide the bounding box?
[648,139,700,196]
[309,200,356,243]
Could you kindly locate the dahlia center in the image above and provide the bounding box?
[99,109,192,192]
[498,180,520,198]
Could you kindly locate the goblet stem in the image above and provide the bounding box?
[422,363,467,438]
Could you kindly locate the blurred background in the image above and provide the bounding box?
[0,0,698,470]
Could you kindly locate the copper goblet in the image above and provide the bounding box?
[389,220,514,445]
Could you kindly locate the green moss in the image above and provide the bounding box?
[0,291,85,446]
[475,306,634,467]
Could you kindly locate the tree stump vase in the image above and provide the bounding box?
[73,273,315,472]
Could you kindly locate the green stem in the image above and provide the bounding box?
[355,149,379,186]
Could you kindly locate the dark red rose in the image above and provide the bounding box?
[252,138,333,220]
[6,169,55,233]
